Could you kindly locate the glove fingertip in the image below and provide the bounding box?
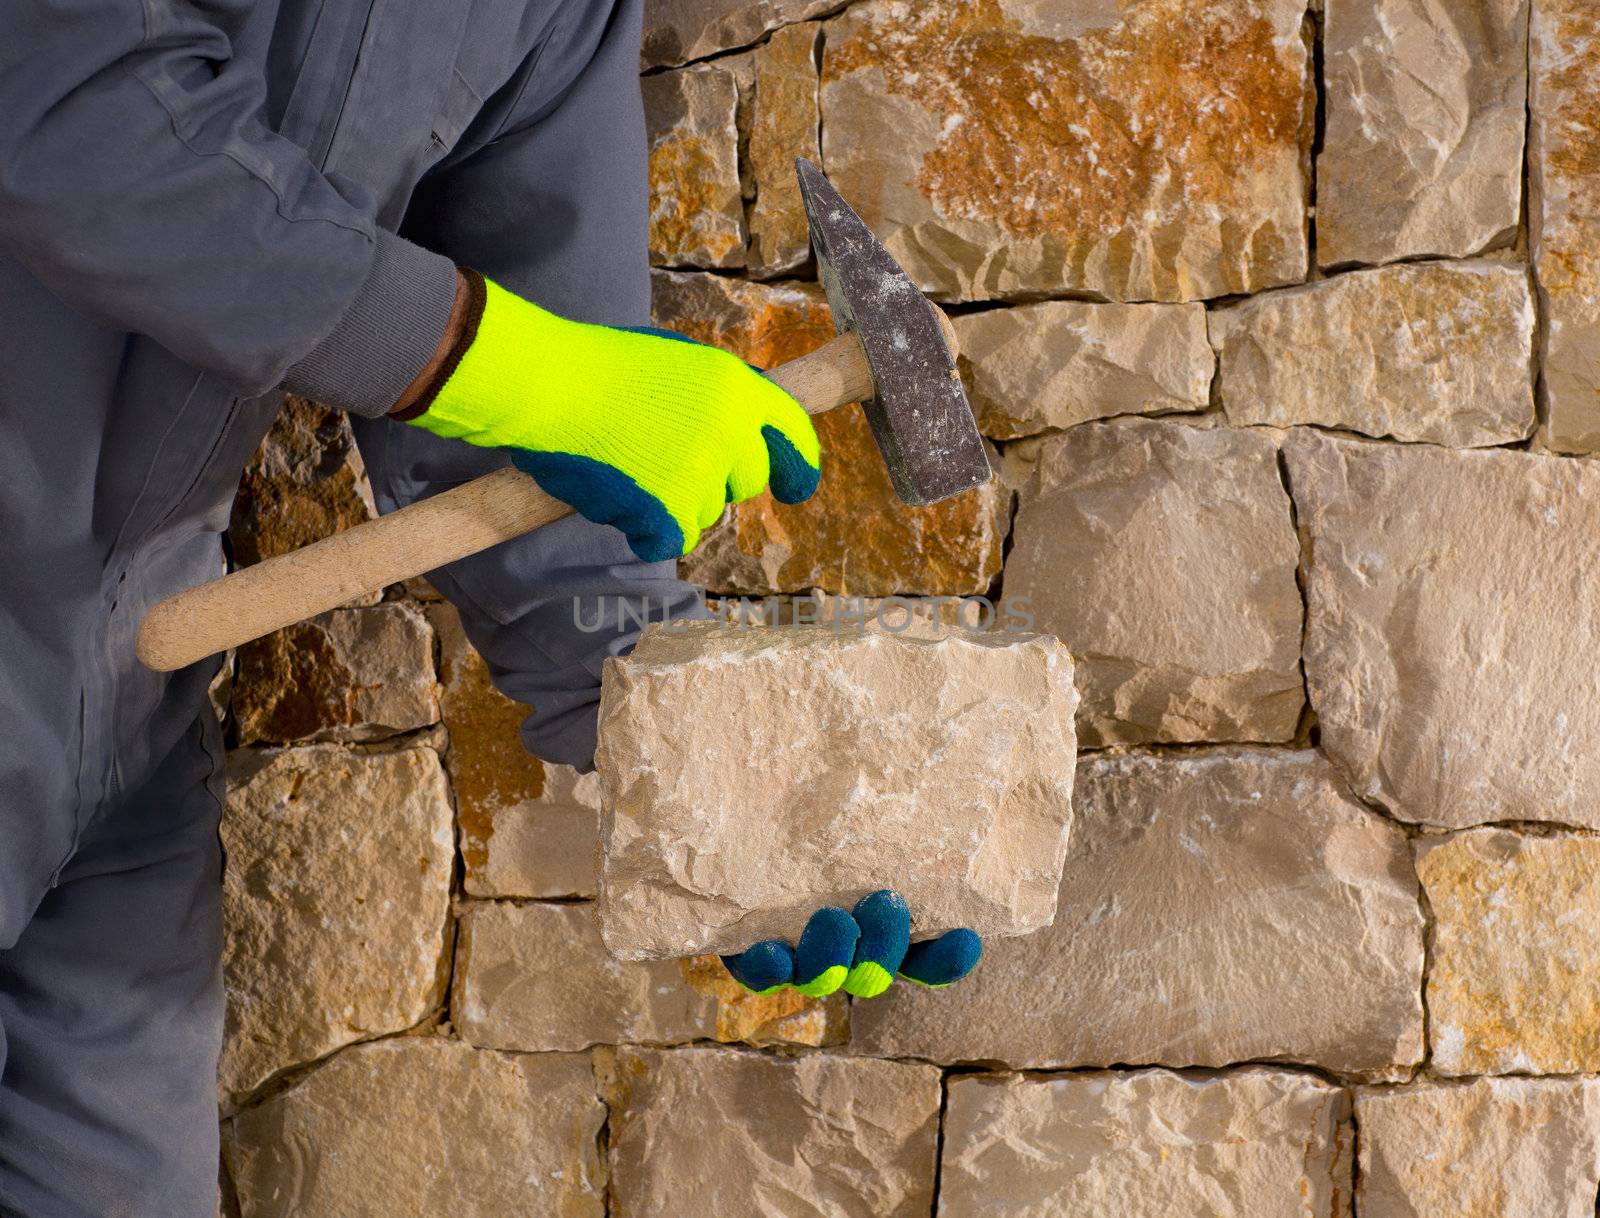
[761,424,821,506]
[722,940,796,993]
[899,929,983,988]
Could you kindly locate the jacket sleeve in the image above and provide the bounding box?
[0,0,458,415]
[351,0,710,771]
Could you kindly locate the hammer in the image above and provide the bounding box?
[136,162,992,672]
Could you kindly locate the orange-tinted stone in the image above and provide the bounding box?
[644,66,745,269]
[653,271,1007,596]
[678,956,847,1047]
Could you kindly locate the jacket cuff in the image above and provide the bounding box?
[283,232,459,418]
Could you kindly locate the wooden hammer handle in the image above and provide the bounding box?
[135,330,877,672]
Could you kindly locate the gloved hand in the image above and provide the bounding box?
[402,271,821,562]
[721,890,982,999]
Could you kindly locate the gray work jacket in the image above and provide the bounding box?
[0,0,701,935]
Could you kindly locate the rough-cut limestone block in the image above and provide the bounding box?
[1318,0,1526,267]
[220,748,453,1106]
[429,604,598,899]
[678,955,848,1047]
[1419,829,1600,1075]
[821,0,1311,302]
[1532,0,1600,452]
[1286,432,1600,828]
[1212,261,1536,446]
[940,1069,1351,1218]
[644,66,744,269]
[954,300,1211,439]
[1006,419,1303,747]
[853,749,1425,1075]
[743,23,819,277]
[643,0,835,68]
[603,1046,940,1217]
[595,623,1078,959]
[227,1040,605,1218]
[653,272,1010,596]
[233,603,439,746]
[1356,1077,1600,1218]
[230,397,377,568]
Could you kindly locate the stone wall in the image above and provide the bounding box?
[217,1,1600,1214]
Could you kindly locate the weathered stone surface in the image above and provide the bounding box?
[1318,0,1526,267]
[220,748,454,1105]
[1419,829,1600,1075]
[1212,261,1536,446]
[230,397,376,568]
[1286,433,1600,828]
[679,955,848,1047]
[643,0,835,68]
[955,300,1211,439]
[429,604,599,899]
[1357,1077,1600,1218]
[821,0,1311,302]
[228,1040,605,1218]
[644,66,744,269]
[1006,419,1303,747]
[233,603,438,746]
[940,1069,1351,1218]
[1532,0,1600,452]
[653,271,1010,596]
[853,749,1425,1075]
[603,1046,940,1217]
[453,901,719,1051]
[744,23,819,277]
[595,623,1078,959]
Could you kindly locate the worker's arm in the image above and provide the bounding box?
[0,0,457,414]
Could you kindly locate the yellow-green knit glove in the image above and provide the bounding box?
[401,272,821,562]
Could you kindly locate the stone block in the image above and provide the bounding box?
[820,0,1311,302]
[852,749,1425,1075]
[1418,829,1600,1075]
[1285,432,1600,828]
[643,0,836,68]
[1005,418,1303,747]
[940,1069,1351,1217]
[654,271,1009,596]
[1532,0,1600,452]
[1356,1077,1600,1218]
[954,300,1212,439]
[1212,261,1535,446]
[220,747,454,1105]
[233,603,438,746]
[678,954,848,1047]
[429,604,599,899]
[595,622,1078,959]
[603,1046,940,1217]
[743,23,819,277]
[644,66,744,268]
[1318,0,1526,267]
[227,1040,605,1218]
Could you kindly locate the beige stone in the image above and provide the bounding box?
[954,300,1212,439]
[940,1069,1351,1218]
[1419,829,1600,1075]
[1318,0,1526,267]
[429,604,599,899]
[1212,261,1536,446]
[643,0,835,68]
[1357,1077,1600,1218]
[820,0,1311,302]
[1286,432,1600,828]
[1006,419,1303,748]
[853,749,1425,1075]
[595,623,1078,958]
[227,1040,605,1218]
[603,1046,939,1217]
[644,66,744,269]
[1532,0,1600,452]
[220,748,454,1105]
[744,23,819,277]
[233,604,439,746]
[653,271,1010,596]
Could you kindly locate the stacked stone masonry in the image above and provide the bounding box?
[214,0,1600,1212]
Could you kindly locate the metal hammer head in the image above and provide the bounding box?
[796,159,991,506]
